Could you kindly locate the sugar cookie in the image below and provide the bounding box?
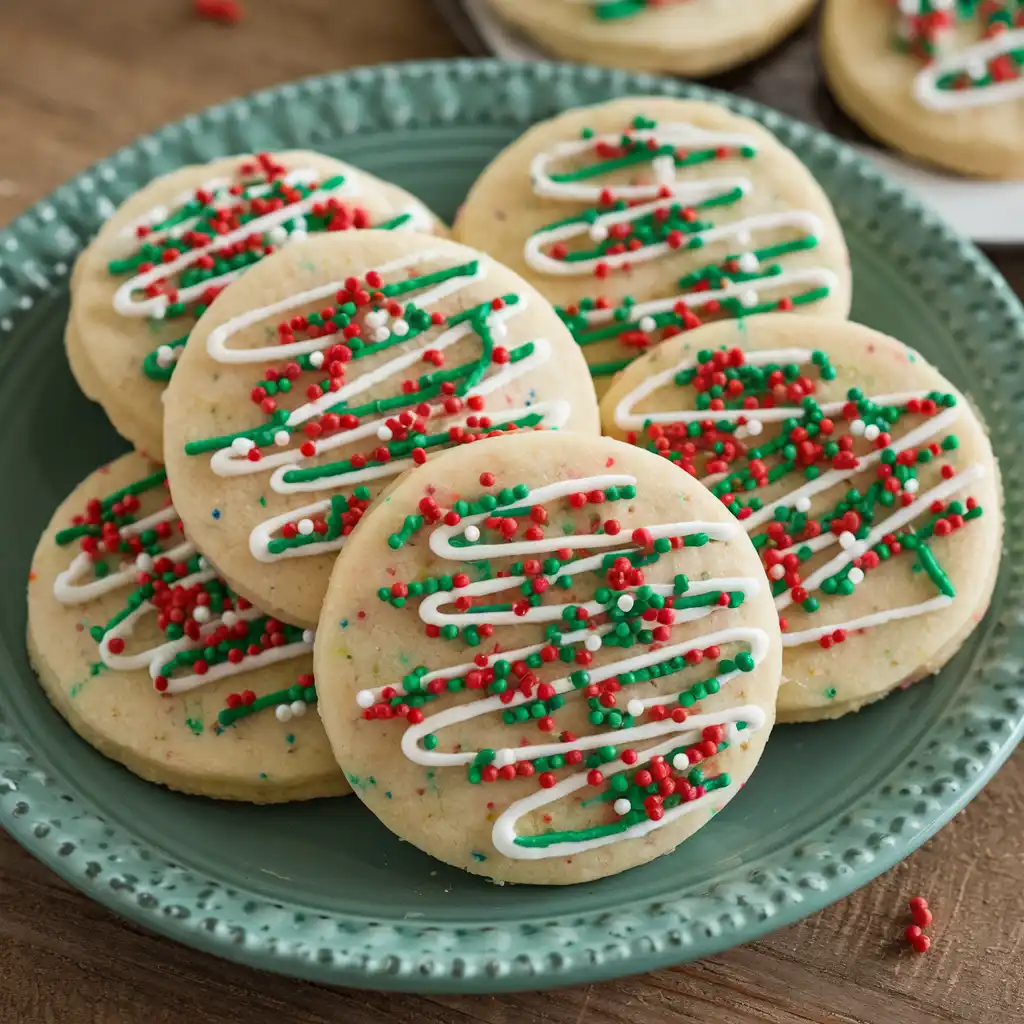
[68,151,445,458]
[164,231,601,628]
[823,0,1024,179]
[315,431,782,884]
[454,98,851,393]
[601,314,1002,721]
[27,452,345,801]
[484,0,818,77]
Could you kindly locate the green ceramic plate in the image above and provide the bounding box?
[1,59,1021,994]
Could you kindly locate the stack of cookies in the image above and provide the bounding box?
[28,98,1002,885]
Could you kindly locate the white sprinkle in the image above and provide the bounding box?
[863,424,880,442]
[308,351,325,369]
[298,518,314,535]
[267,225,288,246]
[617,594,635,612]
[613,799,632,817]
[356,690,375,708]
[391,319,409,337]
[738,252,760,273]
[135,553,153,572]
[192,605,211,624]
[848,567,865,585]
[365,310,386,327]
[274,430,290,447]
[150,304,166,321]
[494,749,515,768]
[288,229,308,245]
[290,700,308,717]
[768,564,785,580]
[377,426,393,442]
[197,556,209,571]
[795,496,812,513]
[904,478,920,494]
[156,345,176,368]
[589,224,609,242]
[373,328,390,343]
[850,419,866,436]
[464,525,481,543]
[231,437,255,456]
[897,0,919,13]
[222,611,238,628]
[638,316,657,333]
[968,59,988,81]
[584,634,603,652]
[839,531,856,550]
[626,699,644,718]
[302,628,315,644]
[745,419,763,437]
[275,704,293,723]
[672,754,689,771]
[739,290,758,308]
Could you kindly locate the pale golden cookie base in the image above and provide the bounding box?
[315,431,783,884]
[487,0,818,77]
[822,0,1024,180]
[69,152,448,461]
[600,314,1004,722]
[28,452,349,803]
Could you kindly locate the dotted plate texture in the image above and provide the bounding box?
[1,59,1022,994]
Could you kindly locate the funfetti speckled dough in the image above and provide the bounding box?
[600,314,1003,722]
[485,0,818,77]
[314,431,783,885]
[27,452,346,802]
[67,151,446,459]
[823,0,1024,179]
[453,98,852,396]
[163,231,602,629]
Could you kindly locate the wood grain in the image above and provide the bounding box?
[0,1,1021,1021]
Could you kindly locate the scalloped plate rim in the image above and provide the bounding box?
[0,57,1021,993]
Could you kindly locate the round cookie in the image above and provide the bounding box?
[485,0,818,77]
[453,98,852,395]
[823,0,1024,179]
[68,151,446,459]
[314,431,783,884]
[600,314,1003,722]
[163,231,602,629]
[28,452,346,802]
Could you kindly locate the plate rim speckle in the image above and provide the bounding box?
[1,58,1022,993]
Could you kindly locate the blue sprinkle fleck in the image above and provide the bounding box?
[286,733,295,745]
[259,772,267,779]
[471,851,487,862]
[211,508,222,520]
[385,791,393,799]
[340,619,349,629]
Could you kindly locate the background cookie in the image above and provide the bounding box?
[315,431,783,884]
[823,0,1024,179]
[164,231,601,628]
[454,98,852,393]
[485,0,818,77]
[27,452,346,802]
[68,151,446,458]
[601,314,1003,721]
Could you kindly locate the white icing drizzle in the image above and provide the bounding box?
[612,348,984,647]
[112,169,359,318]
[52,497,312,697]
[199,251,568,562]
[914,28,1024,111]
[524,123,834,310]
[53,506,180,605]
[357,473,772,859]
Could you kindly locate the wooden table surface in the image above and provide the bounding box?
[1,2,1022,1021]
